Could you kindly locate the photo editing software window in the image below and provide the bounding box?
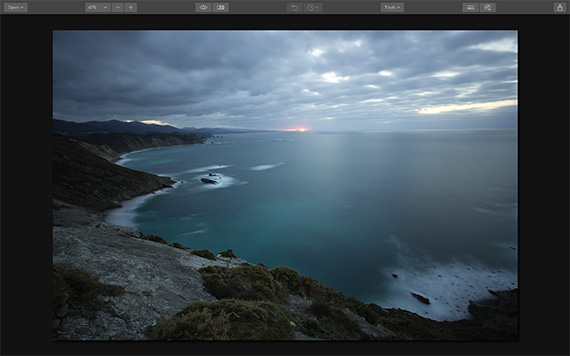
[1,0,569,355]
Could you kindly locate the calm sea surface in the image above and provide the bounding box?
[107,130,518,321]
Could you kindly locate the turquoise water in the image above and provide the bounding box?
[107,130,518,321]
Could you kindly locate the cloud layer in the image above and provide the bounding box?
[53,31,517,130]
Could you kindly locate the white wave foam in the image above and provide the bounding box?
[250,162,284,171]
[105,182,181,227]
[197,173,248,190]
[376,235,518,321]
[191,229,208,235]
[185,164,231,173]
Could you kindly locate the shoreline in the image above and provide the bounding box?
[105,180,183,227]
[52,133,518,340]
[114,144,192,165]
[53,201,519,340]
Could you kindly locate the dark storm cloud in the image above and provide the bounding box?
[53,30,517,130]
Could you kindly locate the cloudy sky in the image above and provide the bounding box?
[53,31,517,131]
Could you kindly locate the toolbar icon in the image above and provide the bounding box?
[554,3,566,12]
[196,2,211,12]
[480,3,496,12]
[304,3,322,12]
[462,3,479,12]
[287,3,303,12]
[125,3,136,12]
[213,2,229,12]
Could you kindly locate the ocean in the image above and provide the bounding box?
[107,129,518,321]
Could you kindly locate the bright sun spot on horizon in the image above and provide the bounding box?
[283,128,308,132]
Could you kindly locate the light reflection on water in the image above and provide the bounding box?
[108,130,518,321]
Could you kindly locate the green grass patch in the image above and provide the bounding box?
[199,265,289,304]
[145,299,295,340]
[53,264,125,320]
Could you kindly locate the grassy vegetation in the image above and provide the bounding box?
[142,234,169,245]
[53,264,125,320]
[171,242,186,250]
[152,263,516,341]
[191,249,217,260]
[199,265,289,304]
[298,301,369,340]
[145,299,295,340]
[270,266,382,324]
[218,249,237,258]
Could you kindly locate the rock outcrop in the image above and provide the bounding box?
[468,289,518,335]
[52,202,252,340]
[201,177,218,184]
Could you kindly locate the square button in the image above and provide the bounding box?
[287,3,303,12]
[479,3,496,12]
[462,3,479,12]
[213,3,229,12]
[125,3,137,12]
[304,3,322,12]
[554,3,566,12]
[112,3,124,12]
[195,3,212,12]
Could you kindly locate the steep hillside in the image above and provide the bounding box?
[53,136,175,211]
[53,119,183,134]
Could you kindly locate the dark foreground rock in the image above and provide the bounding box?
[468,289,518,335]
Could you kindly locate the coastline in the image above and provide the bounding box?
[105,134,517,323]
[53,200,518,341]
[52,134,518,341]
[114,144,190,165]
[114,147,158,165]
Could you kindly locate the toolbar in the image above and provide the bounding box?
[2,0,569,14]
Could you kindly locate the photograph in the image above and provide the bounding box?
[51,30,518,341]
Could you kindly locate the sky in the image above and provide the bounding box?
[53,31,517,131]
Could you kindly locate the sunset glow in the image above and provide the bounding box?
[283,128,308,132]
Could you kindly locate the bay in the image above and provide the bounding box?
[107,129,518,321]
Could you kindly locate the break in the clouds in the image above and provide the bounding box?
[53,30,517,131]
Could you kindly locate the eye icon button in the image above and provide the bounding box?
[195,3,212,12]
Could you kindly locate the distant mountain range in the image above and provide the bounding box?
[53,119,272,135]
